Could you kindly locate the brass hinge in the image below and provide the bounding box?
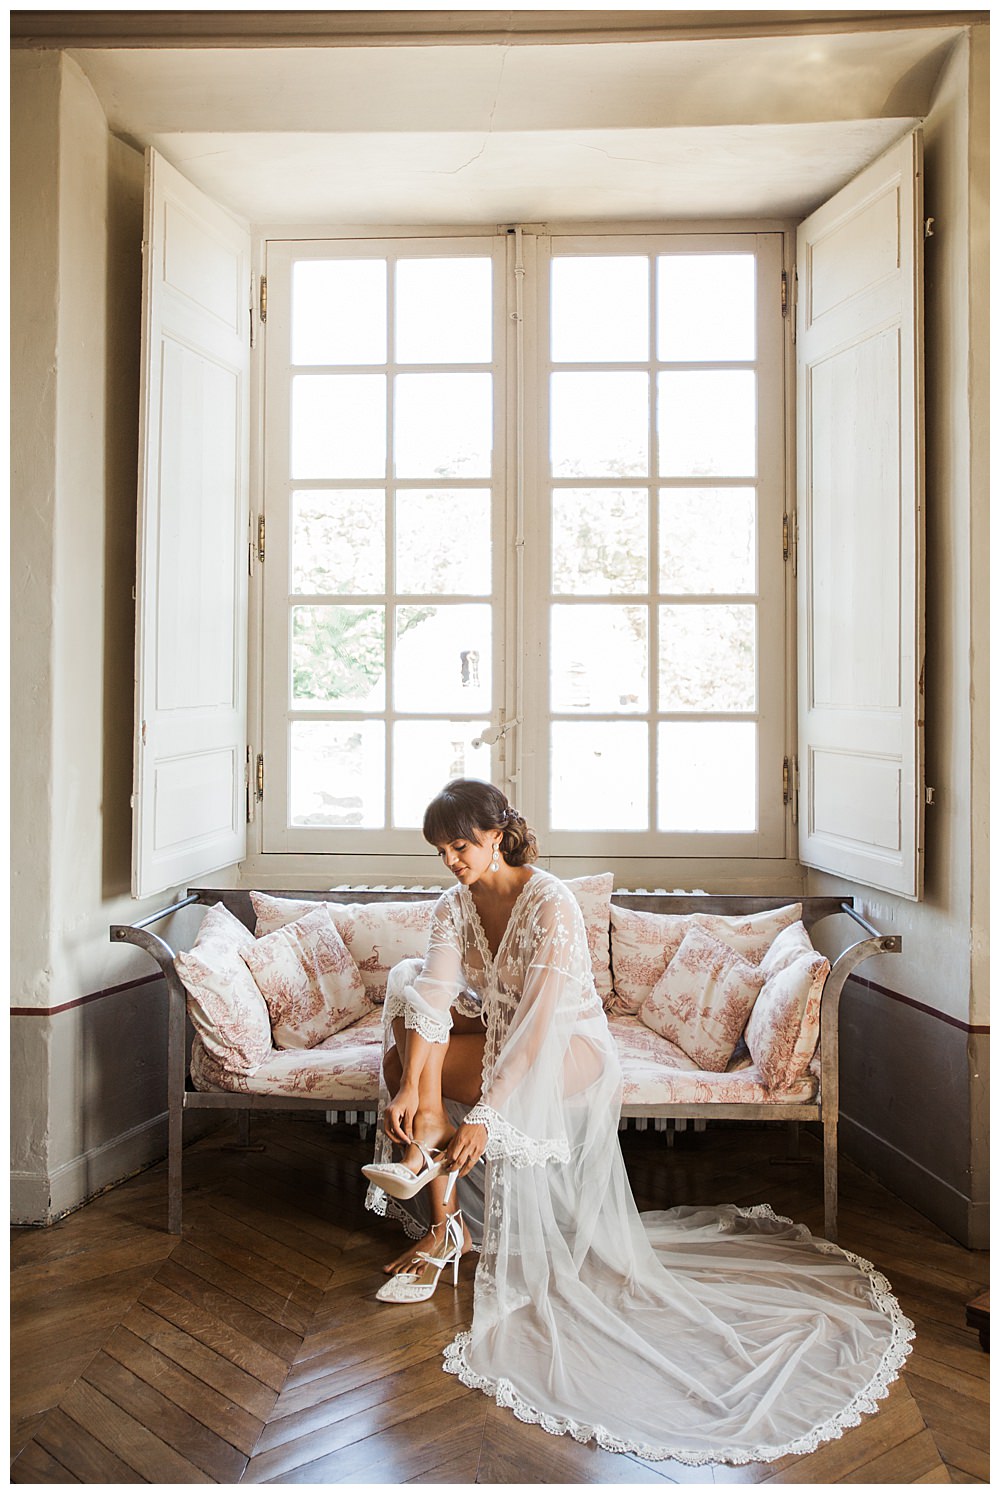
[782,756,800,823]
[256,753,265,802]
[259,275,268,323]
[783,512,798,572]
[246,745,256,823]
[257,513,266,564]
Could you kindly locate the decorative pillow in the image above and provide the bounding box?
[745,947,830,1090]
[564,873,614,1005]
[759,919,816,979]
[609,906,700,1014]
[241,905,368,1049]
[692,903,803,965]
[250,893,435,1003]
[174,903,273,1076]
[639,925,766,1072]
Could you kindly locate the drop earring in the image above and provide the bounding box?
[491,842,501,872]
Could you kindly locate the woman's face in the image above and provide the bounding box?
[435,828,500,886]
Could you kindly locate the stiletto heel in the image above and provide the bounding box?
[375,1211,466,1304]
[363,1140,453,1200]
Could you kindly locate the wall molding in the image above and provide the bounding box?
[10,971,162,1019]
[848,974,989,1035]
[11,1110,168,1226]
[840,1112,988,1251]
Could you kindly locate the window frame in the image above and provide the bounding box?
[246,219,798,882]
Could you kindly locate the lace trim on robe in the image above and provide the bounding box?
[464,1103,571,1168]
[442,1203,916,1466]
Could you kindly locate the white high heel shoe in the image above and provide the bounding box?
[375,1211,466,1304]
[362,1141,459,1201]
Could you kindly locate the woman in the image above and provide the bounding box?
[363,779,913,1465]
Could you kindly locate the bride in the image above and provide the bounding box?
[362,778,913,1466]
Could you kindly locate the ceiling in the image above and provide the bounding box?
[51,17,967,224]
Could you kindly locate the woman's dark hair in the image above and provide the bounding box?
[423,779,538,867]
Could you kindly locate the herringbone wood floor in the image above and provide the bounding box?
[11,1118,989,1483]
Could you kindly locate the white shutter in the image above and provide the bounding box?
[132,150,251,898]
[796,131,925,898]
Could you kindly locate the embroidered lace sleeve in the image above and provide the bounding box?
[464,1102,571,1168]
[392,893,467,1045]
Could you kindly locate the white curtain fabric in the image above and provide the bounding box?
[365,868,913,1465]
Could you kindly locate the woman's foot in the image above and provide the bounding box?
[383,1213,472,1274]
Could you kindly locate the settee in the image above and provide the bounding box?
[111,882,901,1242]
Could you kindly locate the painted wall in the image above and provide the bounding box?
[10,53,202,1220]
[806,32,988,1248]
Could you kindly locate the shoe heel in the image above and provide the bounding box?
[443,1166,459,1204]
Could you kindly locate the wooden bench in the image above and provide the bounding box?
[111,888,900,1241]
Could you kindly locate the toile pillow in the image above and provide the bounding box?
[250,893,435,1004]
[692,903,803,965]
[745,947,830,1091]
[759,919,816,979]
[174,903,273,1076]
[564,873,614,1005]
[609,906,700,1014]
[240,905,368,1049]
[639,924,766,1072]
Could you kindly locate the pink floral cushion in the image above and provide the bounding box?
[190,1007,385,1100]
[608,907,698,1014]
[693,903,803,964]
[564,873,614,1004]
[174,904,273,1077]
[746,944,830,1090]
[250,893,435,1003]
[639,925,766,1072]
[608,1014,817,1106]
[609,901,802,1013]
[240,905,368,1049]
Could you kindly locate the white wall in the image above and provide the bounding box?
[10,53,193,1219]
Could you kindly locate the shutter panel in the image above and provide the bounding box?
[795,130,925,898]
[132,149,251,898]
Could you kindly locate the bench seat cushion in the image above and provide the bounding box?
[189,1008,817,1109]
[190,1008,385,1102]
[610,1016,818,1106]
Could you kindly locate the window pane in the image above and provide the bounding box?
[396,258,492,364]
[658,371,756,477]
[551,722,648,829]
[291,259,387,365]
[394,603,491,713]
[395,489,492,596]
[658,722,756,831]
[551,256,649,362]
[659,488,756,595]
[552,489,647,595]
[290,721,385,828]
[394,373,493,478]
[659,604,756,711]
[393,721,491,827]
[292,490,385,595]
[550,372,648,478]
[291,374,386,479]
[551,604,647,713]
[292,604,385,710]
[657,255,755,362]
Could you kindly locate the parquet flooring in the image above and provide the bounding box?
[10,1118,989,1483]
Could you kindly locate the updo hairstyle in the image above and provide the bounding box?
[423,779,538,867]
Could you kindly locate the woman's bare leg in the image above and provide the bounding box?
[381,1016,485,1274]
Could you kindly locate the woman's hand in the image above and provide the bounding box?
[384,1083,419,1147]
[443,1121,488,1179]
